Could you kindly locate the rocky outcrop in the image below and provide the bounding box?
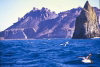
[0,7,82,39]
[72,1,100,39]
[0,5,100,39]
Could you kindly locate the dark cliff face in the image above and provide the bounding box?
[0,5,100,39]
[72,1,100,39]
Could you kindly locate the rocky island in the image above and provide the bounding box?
[0,1,100,39]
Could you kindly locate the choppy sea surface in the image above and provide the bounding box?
[0,39,100,67]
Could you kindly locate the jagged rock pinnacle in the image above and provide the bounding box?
[84,1,91,10]
[72,1,100,39]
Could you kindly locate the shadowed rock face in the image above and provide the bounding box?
[72,1,100,39]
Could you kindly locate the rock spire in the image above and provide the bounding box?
[72,1,100,38]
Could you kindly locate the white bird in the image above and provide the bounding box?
[65,41,69,44]
[60,41,69,46]
[64,41,69,46]
[78,54,93,63]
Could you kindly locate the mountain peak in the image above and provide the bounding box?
[41,7,50,12]
[84,1,91,10]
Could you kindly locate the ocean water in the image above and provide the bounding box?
[0,39,100,67]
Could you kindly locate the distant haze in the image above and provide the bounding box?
[0,0,99,31]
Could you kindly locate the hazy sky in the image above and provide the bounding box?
[0,0,99,31]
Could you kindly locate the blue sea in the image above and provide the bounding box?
[0,39,100,67]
